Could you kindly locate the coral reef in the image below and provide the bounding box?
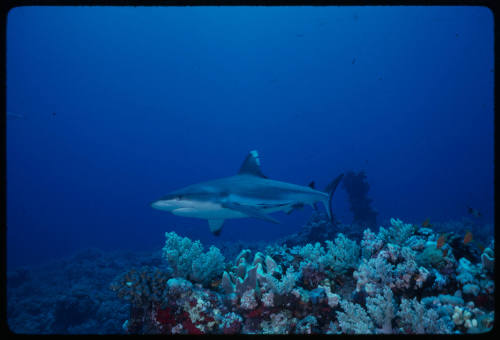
[7,248,141,333]
[107,218,494,334]
[162,232,225,286]
[277,211,342,247]
[110,266,171,307]
[8,217,494,334]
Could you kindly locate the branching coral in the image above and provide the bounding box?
[162,232,225,286]
[360,228,384,259]
[480,247,494,272]
[397,297,451,334]
[379,218,417,245]
[105,217,494,335]
[294,234,360,278]
[336,300,374,334]
[294,315,318,334]
[366,287,395,334]
[260,311,295,334]
[322,234,360,275]
[353,255,394,296]
[110,266,170,308]
[263,265,300,294]
[191,246,226,285]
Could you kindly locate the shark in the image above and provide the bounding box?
[151,150,344,235]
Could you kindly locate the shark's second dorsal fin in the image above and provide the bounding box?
[238,150,267,178]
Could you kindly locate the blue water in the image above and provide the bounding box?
[7,6,494,269]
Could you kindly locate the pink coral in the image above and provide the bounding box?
[240,289,258,310]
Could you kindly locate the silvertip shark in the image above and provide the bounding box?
[151,150,344,236]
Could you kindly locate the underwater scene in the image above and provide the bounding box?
[6,6,494,334]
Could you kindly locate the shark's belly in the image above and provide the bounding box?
[171,203,247,220]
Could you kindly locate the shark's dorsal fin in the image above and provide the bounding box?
[238,150,267,178]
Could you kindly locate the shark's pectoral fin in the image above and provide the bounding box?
[208,219,224,236]
[221,202,280,224]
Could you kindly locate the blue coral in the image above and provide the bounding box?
[162,232,225,286]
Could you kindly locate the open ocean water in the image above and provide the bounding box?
[6,6,494,334]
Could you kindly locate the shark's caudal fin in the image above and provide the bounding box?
[238,150,268,178]
[323,174,344,224]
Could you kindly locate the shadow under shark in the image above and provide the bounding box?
[151,150,344,236]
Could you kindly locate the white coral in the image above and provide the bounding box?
[397,297,450,333]
[366,287,395,334]
[336,300,374,334]
[240,289,258,310]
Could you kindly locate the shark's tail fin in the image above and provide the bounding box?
[323,173,344,224]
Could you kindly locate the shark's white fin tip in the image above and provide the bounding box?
[238,150,267,178]
[250,150,260,165]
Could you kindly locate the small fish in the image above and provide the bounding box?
[210,278,221,289]
[422,218,431,227]
[467,207,481,218]
[441,248,449,257]
[352,58,356,64]
[436,234,447,249]
[463,231,473,245]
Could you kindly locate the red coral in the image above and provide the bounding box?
[156,307,176,326]
[201,314,215,323]
[301,262,326,289]
[182,318,203,334]
[320,306,331,313]
[247,305,265,318]
[474,293,494,309]
[223,320,242,334]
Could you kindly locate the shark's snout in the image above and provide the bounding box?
[151,199,177,211]
[150,200,161,209]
